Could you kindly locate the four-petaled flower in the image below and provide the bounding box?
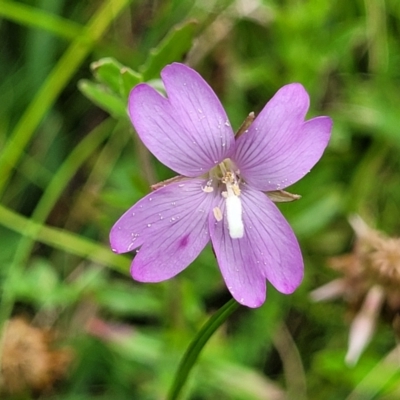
[110,63,332,307]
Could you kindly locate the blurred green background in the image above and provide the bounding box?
[1,0,400,399]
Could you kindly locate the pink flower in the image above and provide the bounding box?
[110,63,332,307]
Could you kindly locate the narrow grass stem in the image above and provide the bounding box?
[0,0,131,196]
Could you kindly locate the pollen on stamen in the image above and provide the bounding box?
[213,206,223,222]
[232,185,241,196]
[202,186,214,193]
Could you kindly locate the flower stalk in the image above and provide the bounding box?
[167,298,240,400]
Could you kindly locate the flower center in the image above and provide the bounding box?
[207,159,244,239]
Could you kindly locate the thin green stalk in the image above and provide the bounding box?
[0,203,130,274]
[0,0,131,196]
[7,119,115,276]
[347,140,388,213]
[64,121,131,230]
[167,298,240,400]
[0,0,83,40]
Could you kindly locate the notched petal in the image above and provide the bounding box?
[233,83,332,191]
[129,63,235,177]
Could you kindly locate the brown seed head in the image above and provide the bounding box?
[0,317,72,396]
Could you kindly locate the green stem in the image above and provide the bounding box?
[167,298,240,400]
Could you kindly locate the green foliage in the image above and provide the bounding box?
[140,20,198,81]
[2,0,400,399]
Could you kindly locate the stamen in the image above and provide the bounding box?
[213,207,223,222]
[202,179,214,193]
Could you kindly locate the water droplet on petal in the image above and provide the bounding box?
[147,223,152,227]
[149,197,152,201]
[224,120,230,127]
[178,184,185,187]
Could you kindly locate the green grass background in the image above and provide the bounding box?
[1,0,400,399]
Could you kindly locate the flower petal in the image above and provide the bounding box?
[210,186,303,307]
[110,179,215,281]
[129,63,235,177]
[131,213,210,282]
[210,194,267,308]
[233,83,332,191]
[241,186,304,293]
[110,178,212,254]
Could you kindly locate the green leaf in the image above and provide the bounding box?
[91,57,126,94]
[120,66,143,98]
[141,20,198,81]
[78,79,127,118]
[90,57,143,99]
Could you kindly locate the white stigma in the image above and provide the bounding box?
[226,185,244,239]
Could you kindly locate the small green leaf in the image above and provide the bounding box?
[120,66,142,98]
[141,20,198,81]
[78,79,127,118]
[91,57,125,94]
